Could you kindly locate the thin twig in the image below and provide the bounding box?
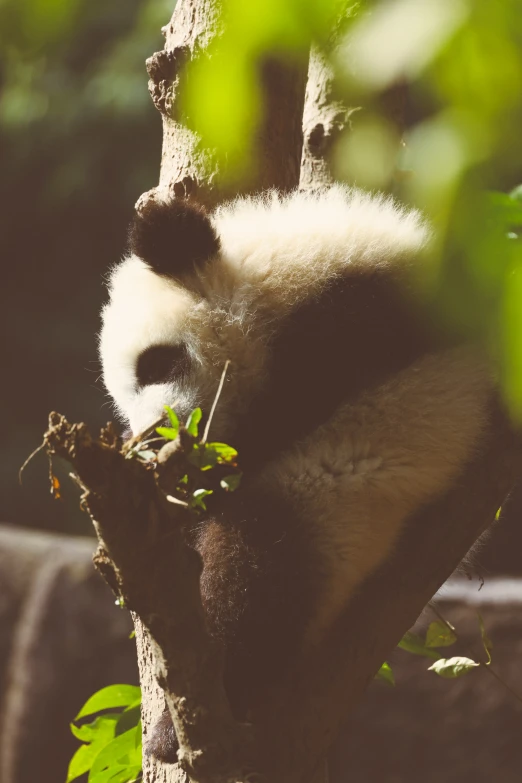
[123,402,182,454]
[165,494,190,507]
[135,437,166,449]
[69,472,88,493]
[201,360,231,444]
[18,440,46,484]
[481,662,522,706]
[123,416,167,453]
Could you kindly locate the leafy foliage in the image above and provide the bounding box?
[424,619,457,649]
[67,685,142,783]
[397,631,440,660]
[123,398,242,507]
[378,610,522,695]
[76,686,141,720]
[0,0,171,205]
[185,407,203,438]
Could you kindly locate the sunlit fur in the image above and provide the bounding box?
[99,185,492,648]
[102,186,429,433]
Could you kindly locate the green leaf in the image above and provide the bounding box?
[164,405,180,435]
[76,686,141,720]
[220,473,242,492]
[133,720,142,758]
[70,715,119,743]
[67,716,119,782]
[375,661,395,686]
[116,705,141,736]
[89,765,142,783]
[67,744,105,783]
[478,613,493,665]
[398,631,440,659]
[189,443,216,470]
[428,656,480,678]
[89,727,139,781]
[186,407,202,437]
[495,506,502,521]
[191,488,213,510]
[188,442,239,471]
[205,442,238,463]
[425,620,457,648]
[155,426,178,441]
[136,450,156,461]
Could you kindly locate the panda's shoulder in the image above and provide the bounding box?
[210,185,430,305]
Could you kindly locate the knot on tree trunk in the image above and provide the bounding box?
[146,46,190,114]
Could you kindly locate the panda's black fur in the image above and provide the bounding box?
[99,187,493,760]
[128,195,220,278]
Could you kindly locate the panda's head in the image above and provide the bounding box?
[99,194,272,440]
[99,187,429,455]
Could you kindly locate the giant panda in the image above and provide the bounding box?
[99,185,493,760]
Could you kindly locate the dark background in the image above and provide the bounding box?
[0,0,170,535]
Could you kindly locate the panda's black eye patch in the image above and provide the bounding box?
[136,344,190,388]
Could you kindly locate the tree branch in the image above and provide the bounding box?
[45,413,260,783]
[128,3,311,780]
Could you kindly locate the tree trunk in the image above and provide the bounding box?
[300,46,353,192]
[140,1,309,781]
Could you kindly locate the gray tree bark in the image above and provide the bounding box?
[140,2,309,780]
[300,46,354,192]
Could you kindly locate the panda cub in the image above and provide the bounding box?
[99,186,492,757]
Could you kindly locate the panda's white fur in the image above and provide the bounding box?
[99,185,492,646]
[264,347,490,637]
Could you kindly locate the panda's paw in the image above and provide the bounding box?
[145,707,178,764]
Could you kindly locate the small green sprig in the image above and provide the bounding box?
[126,362,241,512]
[158,403,242,512]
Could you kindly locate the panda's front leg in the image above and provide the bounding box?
[145,486,322,762]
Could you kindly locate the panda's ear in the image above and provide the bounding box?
[128,197,220,278]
